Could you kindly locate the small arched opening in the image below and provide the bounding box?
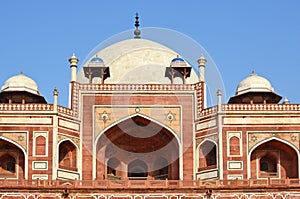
[128,159,148,179]
[198,140,217,171]
[260,155,277,177]
[107,157,121,179]
[58,140,77,171]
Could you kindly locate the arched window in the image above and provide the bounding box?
[260,161,269,171]
[35,136,46,156]
[199,141,217,171]
[229,136,240,156]
[59,140,77,171]
[260,155,277,177]
[128,159,148,179]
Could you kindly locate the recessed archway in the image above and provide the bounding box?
[96,115,180,180]
[250,139,298,179]
[0,139,25,179]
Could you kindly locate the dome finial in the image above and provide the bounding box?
[251,70,256,76]
[134,12,141,39]
[53,87,59,96]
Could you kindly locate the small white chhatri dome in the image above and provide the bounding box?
[229,71,282,104]
[235,71,274,96]
[1,72,40,95]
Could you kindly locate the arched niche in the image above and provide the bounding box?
[58,140,78,171]
[0,139,25,179]
[198,140,217,171]
[96,115,179,180]
[250,139,298,179]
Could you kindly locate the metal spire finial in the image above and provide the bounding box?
[134,12,141,39]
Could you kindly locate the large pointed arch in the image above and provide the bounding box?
[94,113,181,146]
[248,137,299,179]
[0,137,27,179]
[249,137,300,155]
[94,114,180,180]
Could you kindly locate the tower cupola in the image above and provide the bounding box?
[165,57,192,84]
[83,55,110,84]
[69,53,79,82]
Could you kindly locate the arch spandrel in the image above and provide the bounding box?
[248,132,299,152]
[94,106,181,142]
[0,132,27,152]
[57,134,80,149]
[196,135,218,148]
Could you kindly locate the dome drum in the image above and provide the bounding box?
[228,91,282,104]
[0,91,47,104]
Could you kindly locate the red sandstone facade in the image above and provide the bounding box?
[1,34,300,198]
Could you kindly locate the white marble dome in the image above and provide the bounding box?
[77,38,199,84]
[1,72,40,95]
[236,72,274,95]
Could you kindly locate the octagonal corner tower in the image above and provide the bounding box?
[77,38,199,84]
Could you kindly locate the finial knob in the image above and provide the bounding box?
[69,53,79,66]
[283,97,290,104]
[134,13,141,39]
[53,88,59,96]
[197,55,207,66]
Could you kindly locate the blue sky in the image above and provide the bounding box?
[0,1,300,107]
